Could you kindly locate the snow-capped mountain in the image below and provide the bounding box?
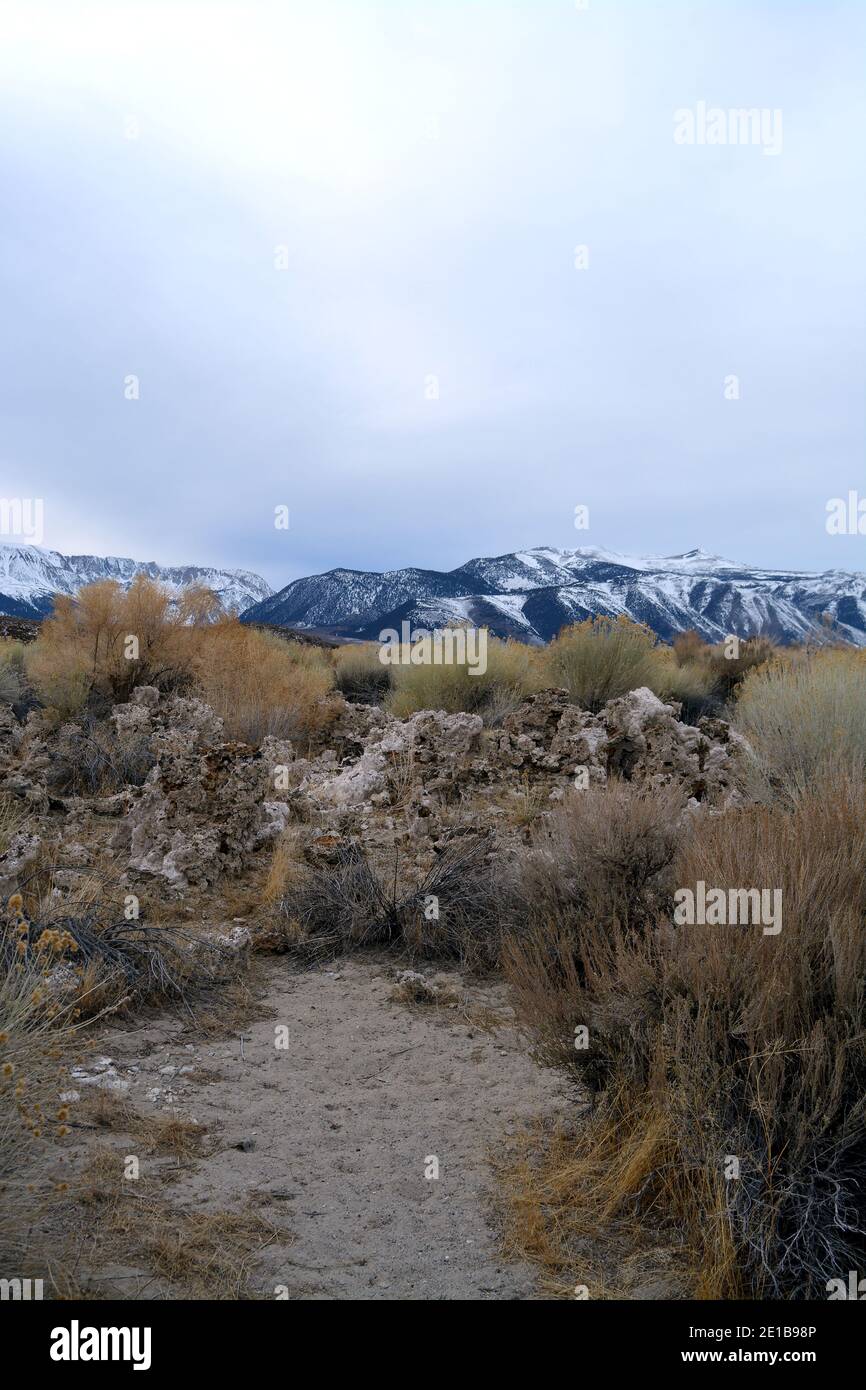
[241,546,866,646]
[0,543,273,618]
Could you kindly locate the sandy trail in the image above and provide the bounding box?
[79,955,571,1300]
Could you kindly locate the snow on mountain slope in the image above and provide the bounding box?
[242,546,866,646]
[0,544,272,618]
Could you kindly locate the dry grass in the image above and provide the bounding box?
[0,793,27,859]
[182,975,271,1040]
[0,894,95,1275]
[68,1145,291,1298]
[388,973,459,1007]
[0,893,99,1176]
[501,772,866,1298]
[501,775,551,829]
[73,1088,209,1159]
[261,827,307,907]
[497,1113,708,1299]
[0,639,27,704]
[734,647,866,799]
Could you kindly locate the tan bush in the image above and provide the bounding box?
[25,625,91,718]
[193,623,337,746]
[25,576,201,713]
[542,616,665,712]
[502,773,866,1298]
[672,629,708,665]
[503,782,684,1074]
[23,580,337,745]
[734,647,866,798]
[653,647,720,718]
[656,633,777,723]
[386,632,542,724]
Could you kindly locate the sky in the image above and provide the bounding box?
[0,0,864,588]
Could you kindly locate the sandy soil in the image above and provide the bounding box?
[71,955,572,1300]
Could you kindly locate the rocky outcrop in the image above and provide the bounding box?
[111,686,225,746]
[304,708,484,809]
[491,686,750,807]
[0,678,754,904]
[0,707,52,811]
[0,829,42,899]
[106,690,294,891]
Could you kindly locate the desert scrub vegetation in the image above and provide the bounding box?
[733,647,866,799]
[386,633,542,725]
[21,576,339,746]
[502,782,684,1077]
[656,631,777,721]
[25,575,220,714]
[0,639,28,706]
[5,906,248,1019]
[501,775,866,1298]
[46,715,155,796]
[0,793,27,860]
[270,834,503,969]
[332,642,391,704]
[67,1145,290,1299]
[194,623,337,746]
[542,617,666,712]
[0,891,89,1273]
[541,620,777,722]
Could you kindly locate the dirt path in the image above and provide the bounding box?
[75,955,571,1300]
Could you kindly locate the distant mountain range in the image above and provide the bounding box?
[0,543,273,618]
[241,545,866,646]
[5,542,866,648]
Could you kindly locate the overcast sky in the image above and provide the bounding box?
[1,0,864,587]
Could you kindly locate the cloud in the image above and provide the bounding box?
[1,0,864,584]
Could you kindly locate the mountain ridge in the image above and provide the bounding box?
[0,543,273,618]
[241,545,866,646]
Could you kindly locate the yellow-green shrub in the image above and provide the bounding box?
[542,616,664,711]
[386,633,542,724]
[0,640,27,705]
[734,647,866,798]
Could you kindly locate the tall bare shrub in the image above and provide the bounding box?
[502,774,866,1297]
